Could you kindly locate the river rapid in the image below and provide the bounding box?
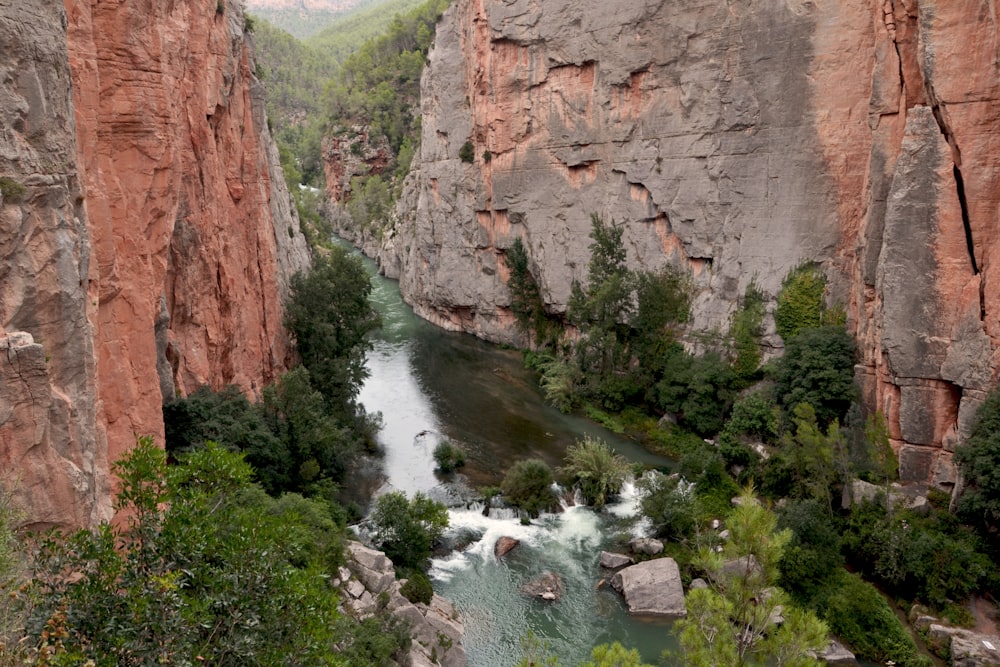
[351,248,681,665]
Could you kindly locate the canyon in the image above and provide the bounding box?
[349,0,1000,488]
[0,0,310,529]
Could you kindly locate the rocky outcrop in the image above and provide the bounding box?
[598,551,633,570]
[374,0,1000,486]
[494,535,520,558]
[610,557,685,618]
[520,570,563,602]
[0,0,309,529]
[341,542,468,667]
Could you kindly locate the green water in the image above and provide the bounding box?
[352,250,679,665]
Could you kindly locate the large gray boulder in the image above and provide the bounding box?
[610,558,686,618]
[927,624,1000,667]
[599,551,634,570]
[628,537,664,556]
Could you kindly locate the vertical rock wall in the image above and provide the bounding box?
[0,0,310,529]
[385,0,1000,486]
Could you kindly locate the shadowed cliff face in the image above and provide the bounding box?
[0,0,310,529]
[379,0,1000,486]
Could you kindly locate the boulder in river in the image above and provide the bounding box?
[599,551,634,570]
[521,570,564,602]
[610,558,686,617]
[494,536,521,559]
[628,537,664,556]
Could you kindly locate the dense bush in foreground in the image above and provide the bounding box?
[5,440,405,667]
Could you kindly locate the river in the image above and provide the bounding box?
[352,249,681,665]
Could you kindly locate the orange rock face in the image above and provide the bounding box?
[0,0,309,529]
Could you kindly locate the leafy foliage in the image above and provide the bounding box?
[637,473,698,542]
[12,439,403,666]
[501,459,557,517]
[558,436,630,507]
[777,499,844,598]
[843,499,994,609]
[770,325,857,427]
[506,238,556,346]
[774,264,827,342]
[955,385,1000,533]
[370,491,449,571]
[459,140,475,163]
[730,279,767,383]
[400,572,434,604]
[674,487,828,667]
[433,441,466,473]
[286,245,381,418]
[812,571,929,667]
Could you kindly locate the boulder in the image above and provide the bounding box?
[599,551,634,570]
[721,555,761,580]
[494,536,521,559]
[610,558,686,618]
[815,640,856,666]
[689,578,709,590]
[628,537,664,556]
[520,571,564,602]
[926,624,1000,667]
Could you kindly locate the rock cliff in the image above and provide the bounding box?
[378,0,1000,486]
[0,0,310,529]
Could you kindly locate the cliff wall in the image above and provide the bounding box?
[384,0,1000,486]
[0,0,310,529]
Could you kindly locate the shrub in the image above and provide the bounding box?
[638,472,698,542]
[433,441,466,474]
[370,491,449,571]
[482,150,492,163]
[459,140,475,163]
[558,436,630,507]
[0,177,26,203]
[771,325,857,427]
[955,385,1000,533]
[777,498,843,598]
[730,279,766,383]
[501,459,556,517]
[843,500,993,609]
[774,263,826,341]
[401,572,434,605]
[814,571,929,667]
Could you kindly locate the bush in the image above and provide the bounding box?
[814,571,929,667]
[501,459,556,517]
[843,500,993,609]
[637,472,698,542]
[777,498,843,598]
[955,385,1000,534]
[0,177,26,203]
[433,441,466,474]
[400,572,434,605]
[771,325,857,427]
[16,440,356,665]
[370,491,449,571]
[459,140,475,163]
[774,264,827,341]
[558,436,630,507]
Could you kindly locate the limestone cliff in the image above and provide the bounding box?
[0,0,310,529]
[379,0,1000,486]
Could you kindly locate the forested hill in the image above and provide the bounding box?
[245,0,367,38]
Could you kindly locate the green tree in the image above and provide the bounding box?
[18,439,374,666]
[370,491,449,571]
[558,436,630,507]
[506,237,554,346]
[955,385,1000,533]
[674,487,828,667]
[771,326,857,427]
[501,459,557,517]
[286,246,381,417]
[730,279,766,384]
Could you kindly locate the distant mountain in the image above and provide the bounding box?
[245,0,373,38]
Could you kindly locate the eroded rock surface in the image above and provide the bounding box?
[365,0,1000,486]
[0,0,309,528]
[610,557,685,618]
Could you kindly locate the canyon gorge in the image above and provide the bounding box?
[339,0,1000,489]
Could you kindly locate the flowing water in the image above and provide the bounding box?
[353,249,679,665]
